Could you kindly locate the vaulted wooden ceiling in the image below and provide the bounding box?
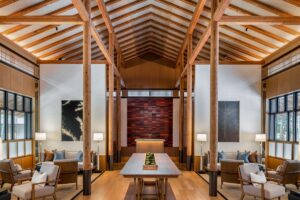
[0,0,299,66]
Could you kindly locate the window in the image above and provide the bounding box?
[0,90,33,158]
[267,91,300,160]
[275,113,288,141]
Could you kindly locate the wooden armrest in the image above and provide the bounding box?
[17,177,32,184]
[32,179,57,186]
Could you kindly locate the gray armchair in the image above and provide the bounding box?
[239,163,285,200]
[0,159,32,191]
[12,163,60,200]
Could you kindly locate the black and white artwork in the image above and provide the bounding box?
[61,100,83,141]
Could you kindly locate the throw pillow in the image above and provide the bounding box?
[218,151,226,162]
[276,164,284,173]
[248,151,258,163]
[237,151,250,163]
[44,149,54,161]
[76,150,83,162]
[14,164,22,171]
[32,170,47,187]
[53,150,65,160]
[250,171,267,187]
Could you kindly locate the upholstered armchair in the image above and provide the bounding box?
[267,160,300,189]
[220,159,244,188]
[0,159,32,190]
[238,164,285,200]
[12,163,60,200]
[54,159,78,189]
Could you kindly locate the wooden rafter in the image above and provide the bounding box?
[220,16,300,25]
[0,16,83,25]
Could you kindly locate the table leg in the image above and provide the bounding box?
[164,178,168,198]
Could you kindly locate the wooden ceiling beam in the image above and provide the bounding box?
[11,0,60,16]
[72,0,124,85]
[243,0,293,16]
[175,0,231,87]
[0,16,83,25]
[0,0,17,8]
[220,16,300,25]
[282,0,300,7]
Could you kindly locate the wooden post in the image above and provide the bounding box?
[209,0,219,196]
[186,33,193,171]
[116,52,122,163]
[82,0,92,195]
[179,54,184,163]
[108,32,114,170]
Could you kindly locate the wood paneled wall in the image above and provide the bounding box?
[120,56,180,89]
[266,64,300,98]
[12,155,34,169]
[0,63,36,97]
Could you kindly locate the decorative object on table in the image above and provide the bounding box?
[196,133,207,172]
[218,101,240,142]
[61,100,83,141]
[143,152,158,170]
[35,132,46,162]
[0,188,11,200]
[255,133,266,159]
[93,132,104,171]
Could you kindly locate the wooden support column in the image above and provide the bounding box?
[108,32,114,170]
[179,54,184,163]
[82,0,92,195]
[186,33,193,171]
[116,52,122,163]
[209,0,219,196]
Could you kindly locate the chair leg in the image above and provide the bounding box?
[220,182,223,189]
[10,183,14,191]
[240,193,245,200]
[53,193,57,200]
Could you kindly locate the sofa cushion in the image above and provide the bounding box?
[237,151,250,163]
[243,182,285,199]
[65,151,78,160]
[14,170,32,182]
[78,162,94,170]
[32,171,47,187]
[44,149,54,161]
[76,151,83,162]
[40,163,59,186]
[53,150,65,160]
[249,151,258,163]
[12,182,55,200]
[218,151,226,162]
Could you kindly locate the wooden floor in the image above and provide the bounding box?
[74,170,223,200]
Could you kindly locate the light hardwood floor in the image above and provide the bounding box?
[75,170,223,200]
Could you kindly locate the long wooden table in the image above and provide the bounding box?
[120,153,181,199]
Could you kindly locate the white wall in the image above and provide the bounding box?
[40,64,106,155]
[194,65,261,155]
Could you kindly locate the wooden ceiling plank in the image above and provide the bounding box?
[11,0,60,16]
[220,16,300,25]
[0,0,18,8]
[282,0,300,7]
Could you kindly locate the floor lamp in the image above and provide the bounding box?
[255,133,266,161]
[197,133,207,172]
[35,132,46,162]
[93,132,104,171]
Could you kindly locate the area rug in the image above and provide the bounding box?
[199,173,299,200]
[7,172,102,200]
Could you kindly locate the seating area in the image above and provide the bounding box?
[0,0,300,200]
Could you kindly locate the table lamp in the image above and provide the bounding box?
[197,133,207,172]
[255,133,266,158]
[93,132,104,155]
[35,132,46,162]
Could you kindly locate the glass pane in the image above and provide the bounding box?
[26,113,32,139]
[276,143,283,158]
[18,141,24,157]
[297,112,300,142]
[7,93,14,110]
[289,112,294,142]
[0,91,4,108]
[8,111,12,140]
[24,97,31,112]
[287,94,294,111]
[278,96,285,112]
[2,142,7,160]
[284,143,292,159]
[270,98,277,113]
[16,95,23,111]
[269,142,275,156]
[269,114,275,140]
[9,142,17,158]
[275,113,288,141]
[25,141,32,155]
[294,143,299,160]
[14,112,25,140]
[0,110,4,140]
[298,93,300,109]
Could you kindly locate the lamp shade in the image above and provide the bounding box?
[197,133,207,142]
[35,132,46,141]
[255,134,266,142]
[93,132,104,141]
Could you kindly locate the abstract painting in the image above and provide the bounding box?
[218,101,240,142]
[61,100,83,141]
